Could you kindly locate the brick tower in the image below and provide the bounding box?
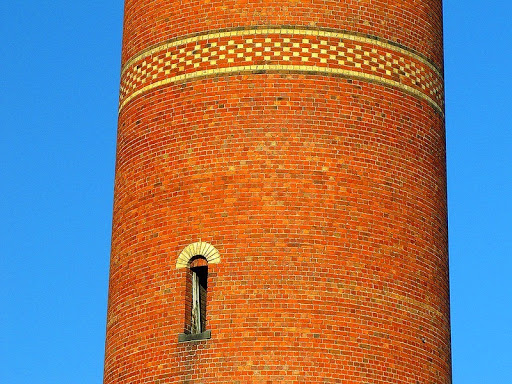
[104,0,451,382]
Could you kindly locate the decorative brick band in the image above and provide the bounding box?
[176,241,220,269]
[119,27,444,114]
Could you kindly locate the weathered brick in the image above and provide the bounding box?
[104,0,451,383]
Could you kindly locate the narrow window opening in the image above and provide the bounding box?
[179,255,210,342]
[190,264,207,334]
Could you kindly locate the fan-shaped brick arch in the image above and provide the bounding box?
[175,241,220,269]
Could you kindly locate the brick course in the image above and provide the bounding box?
[104,0,451,383]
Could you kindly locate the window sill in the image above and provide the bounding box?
[178,330,211,342]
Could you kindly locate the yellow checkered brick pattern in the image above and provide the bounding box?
[119,28,444,114]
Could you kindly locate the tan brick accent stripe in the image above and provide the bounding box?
[119,28,444,114]
[121,28,442,77]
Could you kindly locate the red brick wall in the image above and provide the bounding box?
[104,0,451,382]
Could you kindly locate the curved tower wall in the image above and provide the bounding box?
[104,0,451,382]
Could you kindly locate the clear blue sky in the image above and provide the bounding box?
[1,1,510,382]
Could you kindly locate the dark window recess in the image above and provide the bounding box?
[179,256,210,342]
[190,265,207,334]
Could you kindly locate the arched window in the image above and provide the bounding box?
[177,241,220,342]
